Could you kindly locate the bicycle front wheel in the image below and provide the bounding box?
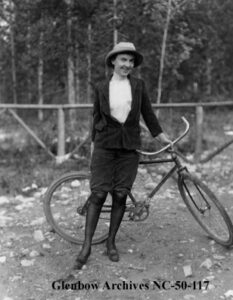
[178,172,233,246]
[43,172,109,245]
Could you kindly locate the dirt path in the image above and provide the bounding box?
[1,146,233,300]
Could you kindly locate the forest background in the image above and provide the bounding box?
[1,0,233,107]
[0,0,233,193]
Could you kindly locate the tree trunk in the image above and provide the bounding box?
[67,1,76,128]
[0,39,3,103]
[38,32,44,121]
[206,57,212,95]
[26,13,32,104]
[10,14,17,104]
[113,0,118,45]
[75,41,80,103]
[157,0,172,105]
[86,22,92,103]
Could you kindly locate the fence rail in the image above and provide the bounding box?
[0,101,233,109]
[1,102,233,163]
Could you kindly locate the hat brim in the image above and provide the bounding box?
[105,49,143,68]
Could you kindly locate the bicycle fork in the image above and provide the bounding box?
[174,152,211,214]
[181,180,211,214]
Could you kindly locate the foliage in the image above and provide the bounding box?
[0,0,233,104]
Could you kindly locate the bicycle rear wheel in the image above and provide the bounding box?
[43,172,110,245]
[178,172,233,246]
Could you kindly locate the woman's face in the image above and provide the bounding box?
[111,53,135,78]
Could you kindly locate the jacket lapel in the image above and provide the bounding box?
[100,80,110,115]
[129,76,138,107]
[126,76,138,121]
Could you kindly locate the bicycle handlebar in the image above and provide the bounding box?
[137,116,190,156]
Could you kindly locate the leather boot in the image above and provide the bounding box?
[74,192,107,269]
[106,190,127,262]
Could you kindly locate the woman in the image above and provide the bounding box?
[74,42,171,269]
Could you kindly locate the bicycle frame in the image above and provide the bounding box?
[140,150,212,215]
[128,148,185,204]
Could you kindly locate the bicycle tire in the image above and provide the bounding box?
[178,172,233,247]
[43,171,109,245]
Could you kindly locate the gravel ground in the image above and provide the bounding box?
[0,145,233,300]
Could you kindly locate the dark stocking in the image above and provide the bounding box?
[74,191,107,268]
[106,190,127,260]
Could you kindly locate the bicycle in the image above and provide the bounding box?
[43,117,233,247]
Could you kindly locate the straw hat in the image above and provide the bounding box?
[105,42,143,68]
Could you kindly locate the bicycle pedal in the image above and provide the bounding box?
[128,212,136,221]
[77,206,86,216]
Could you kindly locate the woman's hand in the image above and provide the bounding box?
[156,133,173,148]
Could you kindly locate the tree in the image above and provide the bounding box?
[157,0,172,105]
[1,0,233,106]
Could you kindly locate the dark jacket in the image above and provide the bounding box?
[91,75,163,150]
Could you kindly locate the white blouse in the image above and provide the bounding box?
[109,78,132,123]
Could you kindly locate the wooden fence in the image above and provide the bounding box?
[0,102,233,163]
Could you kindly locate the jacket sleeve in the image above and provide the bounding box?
[91,86,101,142]
[140,80,163,137]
